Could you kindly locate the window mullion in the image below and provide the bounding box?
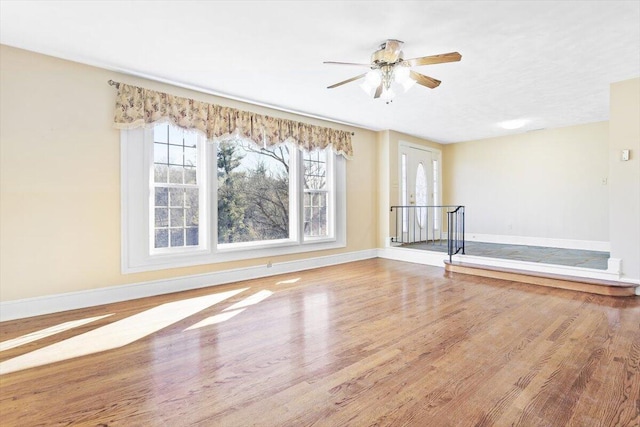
[209,141,218,253]
[297,149,304,243]
[154,183,198,189]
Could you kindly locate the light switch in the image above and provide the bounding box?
[621,149,630,161]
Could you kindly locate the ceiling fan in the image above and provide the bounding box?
[324,39,461,103]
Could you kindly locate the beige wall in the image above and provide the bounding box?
[443,122,610,242]
[609,78,640,280]
[376,131,390,247]
[0,45,378,301]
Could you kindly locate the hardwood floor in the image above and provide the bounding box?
[1,258,639,426]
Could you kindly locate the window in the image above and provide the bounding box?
[121,123,345,273]
[415,162,427,228]
[217,139,292,245]
[304,150,330,238]
[152,124,201,250]
[401,153,408,233]
[433,158,440,229]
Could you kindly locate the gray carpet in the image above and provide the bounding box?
[401,240,609,270]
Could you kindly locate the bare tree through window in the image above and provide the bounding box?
[217,139,290,244]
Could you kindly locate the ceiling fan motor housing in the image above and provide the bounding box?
[372,39,404,65]
[371,49,402,65]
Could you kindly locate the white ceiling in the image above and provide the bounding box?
[1,1,639,143]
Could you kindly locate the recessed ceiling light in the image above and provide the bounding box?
[498,119,529,130]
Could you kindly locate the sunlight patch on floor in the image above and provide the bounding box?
[276,278,300,285]
[0,314,113,352]
[0,288,247,375]
[224,290,273,311]
[183,290,274,330]
[185,308,246,330]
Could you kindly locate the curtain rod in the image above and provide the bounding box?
[107,80,355,136]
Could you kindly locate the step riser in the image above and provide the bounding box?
[445,264,637,297]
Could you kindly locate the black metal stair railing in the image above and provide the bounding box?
[446,206,465,262]
[390,205,465,262]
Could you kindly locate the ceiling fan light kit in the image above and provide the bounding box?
[359,70,382,96]
[325,39,461,104]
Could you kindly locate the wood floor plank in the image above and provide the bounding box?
[1,258,639,426]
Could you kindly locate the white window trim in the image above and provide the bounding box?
[121,129,346,274]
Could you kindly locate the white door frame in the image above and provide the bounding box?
[398,142,443,243]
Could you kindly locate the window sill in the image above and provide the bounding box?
[122,238,346,274]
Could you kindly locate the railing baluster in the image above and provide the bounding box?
[462,207,465,255]
[395,207,398,243]
[389,205,465,261]
[413,207,416,244]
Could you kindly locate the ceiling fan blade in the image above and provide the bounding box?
[383,39,404,63]
[327,73,367,89]
[323,61,370,67]
[410,71,441,89]
[402,52,462,67]
[374,83,383,99]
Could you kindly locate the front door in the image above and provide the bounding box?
[401,145,435,243]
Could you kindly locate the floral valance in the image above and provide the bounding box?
[112,82,353,158]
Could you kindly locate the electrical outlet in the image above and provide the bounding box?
[602,177,608,185]
[267,261,272,268]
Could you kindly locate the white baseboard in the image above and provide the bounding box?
[377,247,448,267]
[0,249,378,322]
[466,233,610,252]
[618,276,640,288]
